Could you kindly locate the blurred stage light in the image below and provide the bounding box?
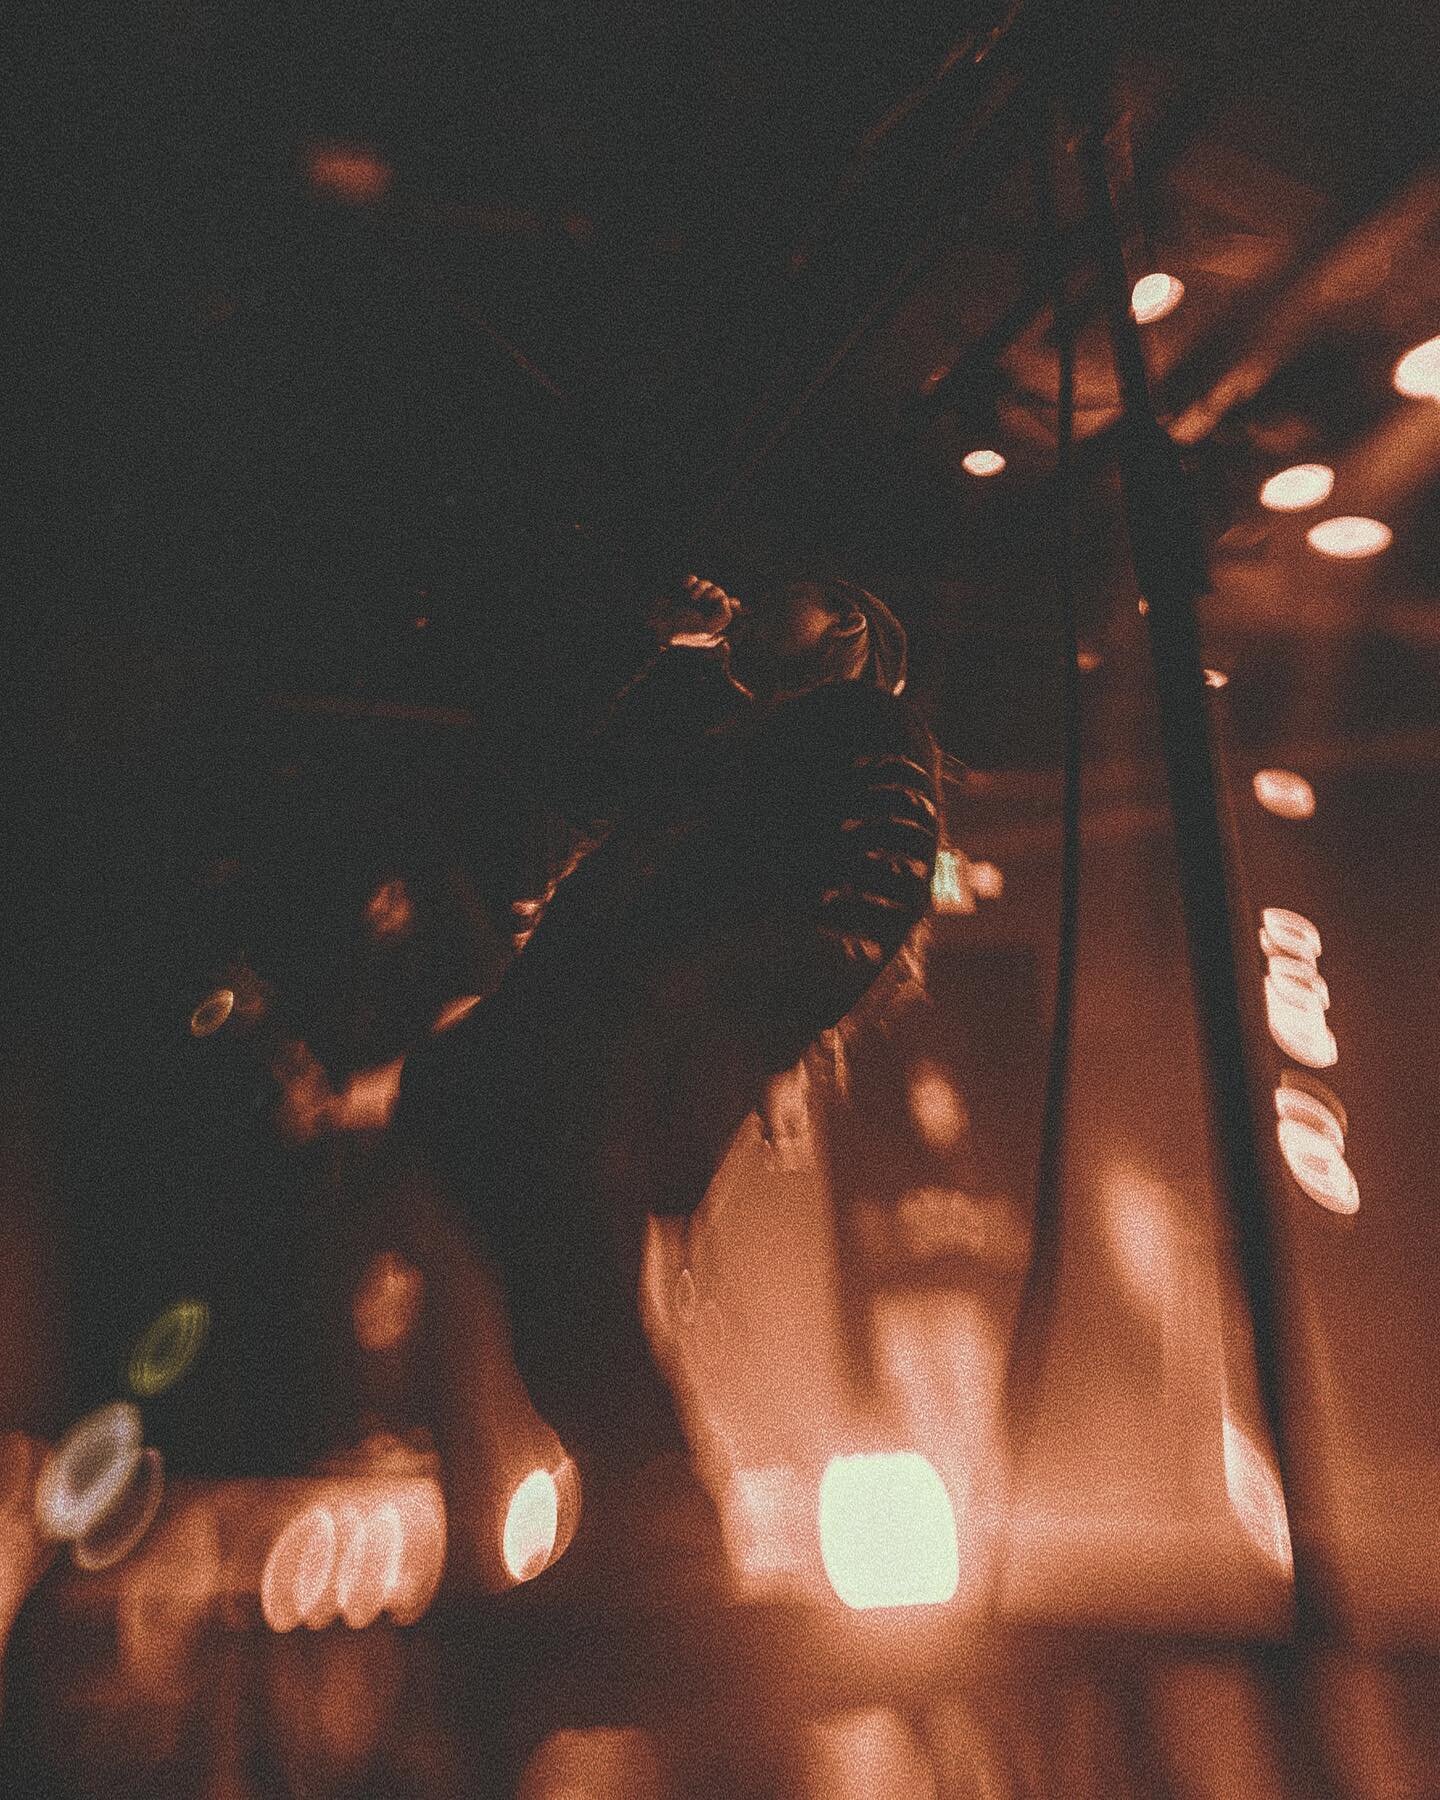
[1130,272,1185,323]
[353,1250,424,1352]
[1306,516,1392,558]
[1259,463,1334,511]
[502,1469,560,1582]
[907,1063,968,1152]
[261,1505,338,1632]
[1203,667,1229,689]
[1275,1081,1356,1217]
[1393,335,1440,400]
[1260,907,1321,963]
[960,448,1006,477]
[818,1452,959,1610]
[306,144,392,203]
[127,1298,210,1398]
[365,878,414,939]
[73,1446,165,1571]
[190,988,235,1037]
[1253,769,1317,820]
[35,1402,143,1542]
[336,1500,405,1628]
[1264,979,1338,1070]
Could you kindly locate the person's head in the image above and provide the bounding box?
[728,572,908,702]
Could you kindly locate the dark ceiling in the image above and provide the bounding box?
[11,0,1440,784]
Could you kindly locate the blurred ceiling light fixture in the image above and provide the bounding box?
[1130,272,1185,323]
[1203,667,1229,689]
[335,1500,405,1628]
[190,988,235,1037]
[1261,904,1338,1069]
[1260,906,1322,964]
[502,1468,560,1582]
[1392,334,1440,400]
[818,1451,959,1610]
[1252,768,1317,820]
[127,1298,211,1397]
[1259,463,1335,511]
[35,1403,145,1542]
[1305,516,1392,558]
[1275,1082,1358,1215]
[960,448,1006,477]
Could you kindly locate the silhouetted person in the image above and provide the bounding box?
[398,568,941,1564]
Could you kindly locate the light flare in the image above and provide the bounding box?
[306,144,392,203]
[961,448,1006,477]
[1260,907,1321,963]
[1258,463,1334,511]
[502,1469,560,1582]
[1393,334,1440,400]
[1222,1416,1294,1573]
[907,1062,968,1151]
[35,1402,144,1542]
[190,988,235,1037]
[1306,516,1392,558]
[1130,272,1185,323]
[1253,769,1316,820]
[73,1446,165,1571]
[818,1452,959,1610]
[127,1298,210,1397]
[261,1505,338,1632]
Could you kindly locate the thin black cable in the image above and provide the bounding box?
[1000,119,1085,1445]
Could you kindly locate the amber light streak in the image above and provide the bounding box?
[818,1452,959,1610]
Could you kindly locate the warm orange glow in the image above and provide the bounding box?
[432,993,482,1033]
[502,1468,560,1581]
[365,878,414,939]
[35,1402,143,1541]
[1393,334,1440,400]
[1260,907,1321,963]
[1130,272,1185,323]
[386,1480,448,1624]
[961,448,1006,477]
[818,1452,959,1610]
[1222,1416,1293,1571]
[352,1250,425,1352]
[1252,768,1316,820]
[190,988,234,1037]
[306,144,392,203]
[1305,515,1392,558]
[261,1505,338,1632]
[1203,667,1229,690]
[967,859,1003,900]
[723,1466,807,1583]
[1275,1075,1346,1145]
[336,1500,405,1628]
[907,1063,968,1151]
[73,1446,164,1571]
[1076,648,1103,672]
[1259,463,1335,511]
[329,1058,405,1132]
[127,1298,210,1397]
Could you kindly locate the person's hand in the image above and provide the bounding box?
[650,574,743,649]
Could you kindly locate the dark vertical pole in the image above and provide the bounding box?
[1075,122,1318,1631]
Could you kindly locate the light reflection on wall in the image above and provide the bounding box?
[352,1250,424,1352]
[906,1061,968,1152]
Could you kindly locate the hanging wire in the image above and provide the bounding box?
[999,113,1085,1452]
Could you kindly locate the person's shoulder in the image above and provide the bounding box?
[789,679,930,756]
